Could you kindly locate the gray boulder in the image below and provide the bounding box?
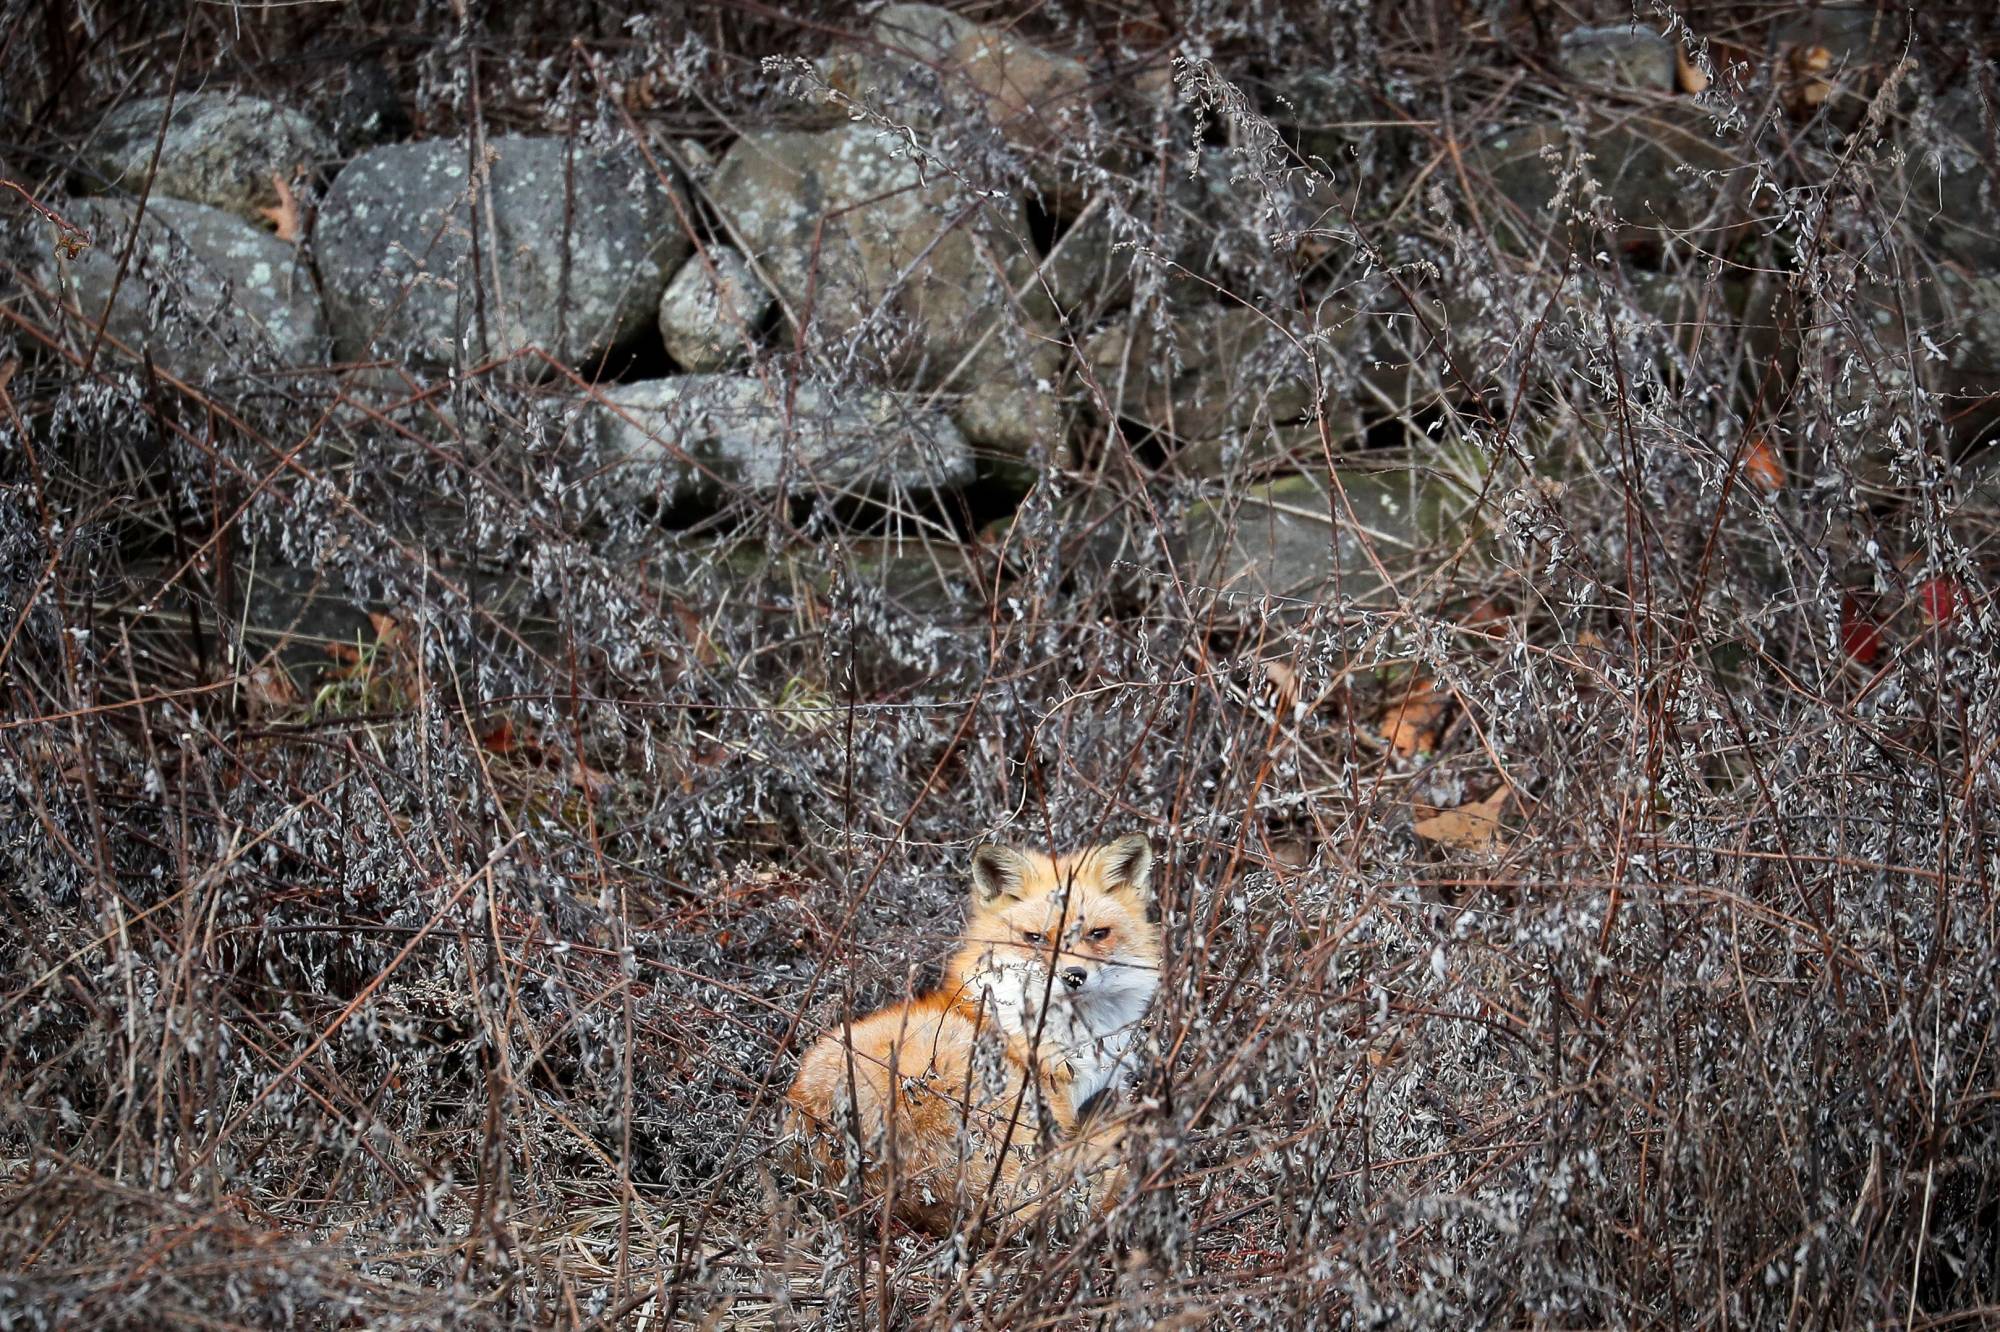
[951,355,1067,463]
[317,136,689,371]
[1085,304,1318,449]
[1181,468,1485,607]
[658,246,771,371]
[708,124,1043,391]
[1920,86,2000,271]
[1558,25,1676,92]
[82,94,333,225]
[590,374,974,505]
[1827,268,2000,460]
[1471,109,1752,256]
[43,196,326,382]
[816,3,1095,201]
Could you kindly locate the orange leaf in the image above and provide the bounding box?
[480,716,520,755]
[258,169,303,242]
[1381,676,1449,757]
[1785,45,1834,116]
[570,759,613,800]
[1741,435,1784,493]
[1676,43,1711,95]
[1413,786,1510,852]
[367,611,404,648]
[1263,658,1299,713]
[244,662,301,712]
[674,603,720,666]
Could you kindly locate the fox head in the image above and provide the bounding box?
[949,835,1161,1038]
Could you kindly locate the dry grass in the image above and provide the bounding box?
[2,2,1997,1328]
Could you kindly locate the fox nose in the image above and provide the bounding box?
[1061,966,1088,991]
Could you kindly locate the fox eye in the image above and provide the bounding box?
[1088,927,1111,942]
[1022,931,1045,945]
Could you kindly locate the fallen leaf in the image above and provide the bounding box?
[1263,658,1299,714]
[1676,43,1711,94]
[52,224,91,261]
[367,611,404,649]
[1741,435,1784,494]
[1413,786,1510,853]
[1840,595,1882,664]
[244,662,301,712]
[1381,675,1448,757]
[570,759,613,800]
[1786,44,1834,115]
[1916,577,1963,628]
[673,603,720,666]
[480,716,520,755]
[258,169,303,242]
[1462,595,1511,631]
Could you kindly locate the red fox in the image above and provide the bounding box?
[786,835,1160,1235]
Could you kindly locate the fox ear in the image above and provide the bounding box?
[1096,834,1154,902]
[970,844,1029,907]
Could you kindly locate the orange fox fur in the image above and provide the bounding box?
[786,836,1161,1235]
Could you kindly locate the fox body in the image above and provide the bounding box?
[786,836,1160,1234]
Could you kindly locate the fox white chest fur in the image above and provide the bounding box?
[973,945,1158,1111]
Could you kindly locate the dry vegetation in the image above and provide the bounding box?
[2,1,1998,1328]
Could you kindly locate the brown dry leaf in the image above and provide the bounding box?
[1263,658,1299,714]
[258,169,303,242]
[244,662,301,712]
[1741,435,1785,494]
[367,611,404,649]
[570,759,613,800]
[1365,1042,1406,1068]
[1413,786,1510,853]
[1676,43,1710,94]
[673,603,720,667]
[1381,675,1449,757]
[480,716,520,755]
[52,225,91,261]
[0,356,17,395]
[1786,45,1834,115]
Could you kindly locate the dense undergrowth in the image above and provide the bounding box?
[2,1,1997,1327]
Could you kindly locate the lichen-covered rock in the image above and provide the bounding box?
[81,94,333,224]
[719,536,988,619]
[1558,25,1676,91]
[1252,69,1411,174]
[948,340,1072,464]
[709,123,1042,391]
[1828,269,2000,458]
[1471,110,1750,257]
[334,59,411,154]
[43,196,326,382]
[1919,85,2000,271]
[590,374,975,505]
[819,3,1094,162]
[658,247,771,371]
[1040,202,1134,318]
[1085,305,1318,446]
[1180,468,1485,607]
[317,136,690,371]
